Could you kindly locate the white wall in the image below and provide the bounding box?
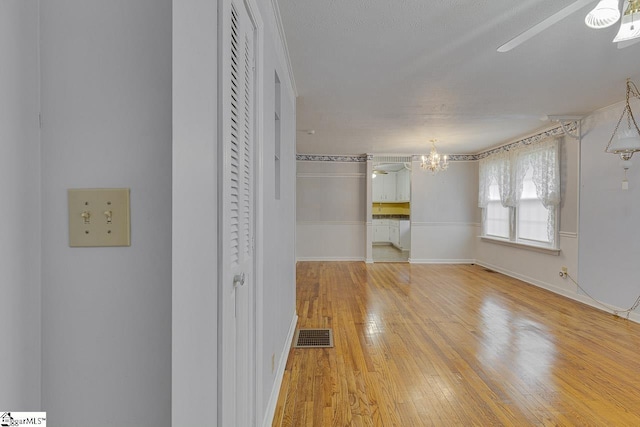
[172,0,219,424]
[172,1,298,425]
[475,137,581,304]
[40,2,172,426]
[0,0,41,410]
[256,2,298,425]
[579,99,640,321]
[296,161,367,260]
[295,159,479,262]
[410,160,479,263]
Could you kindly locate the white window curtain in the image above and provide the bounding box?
[478,138,561,245]
[514,139,561,209]
[478,150,514,209]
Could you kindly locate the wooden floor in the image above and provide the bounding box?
[272,262,640,426]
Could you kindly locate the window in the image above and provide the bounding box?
[478,138,560,249]
[517,167,550,244]
[485,182,509,239]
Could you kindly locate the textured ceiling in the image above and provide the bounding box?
[279,0,640,155]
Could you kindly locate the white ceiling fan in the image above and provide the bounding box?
[498,0,640,52]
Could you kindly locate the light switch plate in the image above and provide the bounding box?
[68,188,131,247]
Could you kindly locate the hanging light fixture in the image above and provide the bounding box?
[585,0,621,28]
[420,139,449,174]
[605,78,640,188]
[614,0,640,42]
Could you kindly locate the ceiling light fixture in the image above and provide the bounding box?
[585,0,621,28]
[371,169,388,179]
[605,78,640,189]
[613,0,640,42]
[420,140,449,174]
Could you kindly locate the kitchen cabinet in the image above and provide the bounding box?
[372,177,384,202]
[373,219,389,242]
[372,173,397,202]
[389,220,400,246]
[399,219,411,250]
[373,170,410,202]
[373,218,410,251]
[395,169,411,202]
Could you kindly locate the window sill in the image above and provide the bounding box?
[480,236,560,255]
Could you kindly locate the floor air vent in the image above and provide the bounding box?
[293,328,334,348]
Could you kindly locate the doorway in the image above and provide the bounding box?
[370,156,412,263]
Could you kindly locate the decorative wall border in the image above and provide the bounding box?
[473,122,574,160]
[296,154,367,162]
[410,154,476,162]
[296,122,577,163]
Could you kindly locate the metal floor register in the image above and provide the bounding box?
[293,328,334,348]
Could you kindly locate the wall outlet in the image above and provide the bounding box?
[559,266,568,278]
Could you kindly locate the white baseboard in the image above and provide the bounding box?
[474,260,640,325]
[409,258,475,264]
[296,256,365,262]
[262,313,298,427]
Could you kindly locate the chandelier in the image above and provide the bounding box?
[605,78,640,189]
[421,139,449,174]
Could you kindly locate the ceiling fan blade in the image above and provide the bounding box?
[618,38,640,48]
[497,0,596,52]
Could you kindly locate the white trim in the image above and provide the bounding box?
[249,1,264,425]
[262,313,298,427]
[253,0,266,422]
[474,260,640,325]
[480,236,560,255]
[296,256,366,262]
[297,220,365,226]
[270,0,297,96]
[412,222,481,227]
[409,258,475,264]
[559,231,578,238]
[296,172,365,179]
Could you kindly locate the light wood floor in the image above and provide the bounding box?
[272,262,640,426]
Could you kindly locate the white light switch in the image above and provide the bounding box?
[68,188,131,247]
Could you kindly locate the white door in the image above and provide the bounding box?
[220,0,256,425]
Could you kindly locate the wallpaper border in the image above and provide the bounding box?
[295,122,576,163]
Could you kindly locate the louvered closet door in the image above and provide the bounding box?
[220,0,256,425]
